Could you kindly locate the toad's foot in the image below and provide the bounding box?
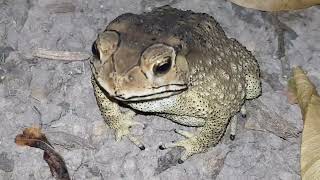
[114,111,145,150]
[230,105,247,140]
[240,104,247,118]
[229,115,237,141]
[159,129,206,163]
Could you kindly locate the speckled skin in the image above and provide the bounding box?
[91,6,261,161]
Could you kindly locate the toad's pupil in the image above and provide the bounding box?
[153,57,172,75]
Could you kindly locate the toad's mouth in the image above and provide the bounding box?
[113,84,187,102]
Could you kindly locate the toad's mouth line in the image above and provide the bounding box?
[113,84,187,102]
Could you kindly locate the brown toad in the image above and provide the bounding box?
[90,5,261,162]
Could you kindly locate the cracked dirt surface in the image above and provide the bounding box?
[0,0,319,179]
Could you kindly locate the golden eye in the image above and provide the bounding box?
[153,56,172,76]
[91,41,100,59]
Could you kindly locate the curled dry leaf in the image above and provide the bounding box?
[15,127,70,180]
[229,0,320,11]
[33,48,91,61]
[287,67,320,180]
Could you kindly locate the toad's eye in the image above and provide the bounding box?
[153,57,172,76]
[91,41,100,59]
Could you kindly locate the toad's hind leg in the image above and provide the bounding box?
[157,114,205,127]
[229,104,247,140]
[91,76,145,150]
[240,104,247,118]
[229,115,238,140]
[245,74,261,99]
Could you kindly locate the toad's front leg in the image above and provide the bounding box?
[91,76,145,150]
[160,117,229,163]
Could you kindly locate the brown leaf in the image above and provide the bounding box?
[15,127,52,148]
[15,127,70,180]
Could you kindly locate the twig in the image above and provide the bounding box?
[33,48,91,61]
[271,14,290,79]
[32,106,43,128]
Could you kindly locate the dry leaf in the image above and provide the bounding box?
[229,0,320,11]
[286,78,298,104]
[287,67,320,179]
[15,127,52,147]
[46,2,76,14]
[288,67,318,118]
[15,127,70,180]
[33,48,91,61]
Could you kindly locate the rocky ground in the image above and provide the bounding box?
[0,0,319,179]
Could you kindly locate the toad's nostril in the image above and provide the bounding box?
[114,91,125,98]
